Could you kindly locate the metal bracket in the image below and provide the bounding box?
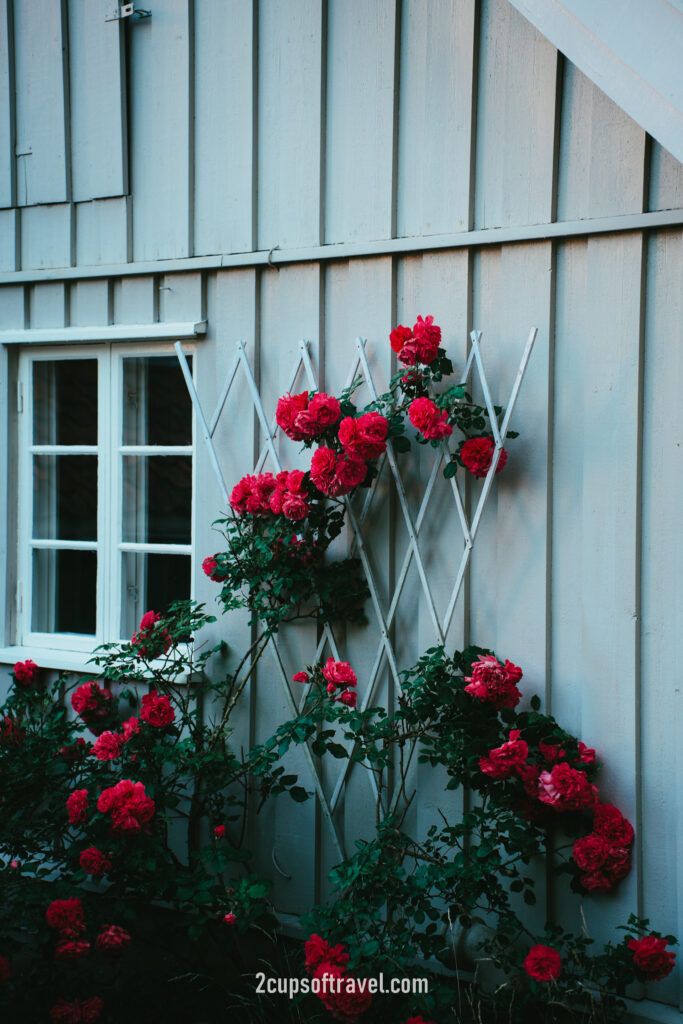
[105,2,151,21]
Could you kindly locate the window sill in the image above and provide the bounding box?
[0,645,192,682]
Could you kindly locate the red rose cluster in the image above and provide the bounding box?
[310,447,366,497]
[0,715,23,747]
[304,934,371,1023]
[390,314,441,366]
[572,803,634,892]
[140,690,175,728]
[459,436,507,478]
[70,681,113,735]
[276,391,342,441]
[97,779,155,836]
[465,654,523,709]
[13,658,39,687]
[230,469,311,521]
[66,789,89,825]
[322,658,358,709]
[79,847,112,879]
[131,610,172,659]
[628,934,676,981]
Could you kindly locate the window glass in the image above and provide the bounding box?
[121,455,192,544]
[33,360,98,445]
[32,549,97,634]
[32,455,98,540]
[122,356,192,446]
[120,552,191,639]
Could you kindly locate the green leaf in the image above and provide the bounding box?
[289,786,309,803]
[443,462,457,479]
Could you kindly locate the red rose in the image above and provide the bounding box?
[95,924,131,954]
[592,804,634,847]
[338,412,388,460]
[276,391,309,441]
[97,779,155,836]
[294,393,342,437]
[577,741,596,764]
[464,655,522,709]
[408,397,452,440]
[0,955,10,982]
[55,939,90,962]
[516,763,541,798]
[46,898,86,938]
[572,834,610,872]
[0,715,24,746]
[339,689,357,708]
[92,731,123,762]
[411,314,441,364]
[333,453,367,492]
[479,730,528,779]
[50,997,103,1024]
[390,324,412,354]
[628,935,676,981]
[322,659,357,688]
[122,716,140,741]
[79,847,112,879]
[70,681,113,734]
[523,944,562,981]
[223,913,236,926]
[460,436,507,478]
[405,1018,437,1024]
[13,659,39,686]
[539,741,566,763]
[537,763,598,812]
[202,555,224,582]
[66,789,89,825]
[140,690,175,728]
[327,973,373,1022]
[293,671,309,683]
[604,845,631,881]
[131,610,172,659]
[579,870,612,892]
[214,825,226,839]
[281,492,310,521]
[304,934,349,975]
[310,446,338,493]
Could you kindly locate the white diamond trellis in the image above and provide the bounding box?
[174,328,537,861]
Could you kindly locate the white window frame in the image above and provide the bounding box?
[15,342,196,658]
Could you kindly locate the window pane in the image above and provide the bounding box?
[120,551,191,639]
[33,456,97,540]
[33,360,98,445]
[32,549,97,634]
[122,356,192,446]
[122,455,191,544]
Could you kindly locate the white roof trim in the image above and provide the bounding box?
[508,0,683,164]
[0,321,207,345]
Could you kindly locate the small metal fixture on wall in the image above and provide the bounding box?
[104,2,151,21]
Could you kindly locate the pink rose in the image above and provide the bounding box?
[322,658,357,688]
[122,717,140,741]
[537,763,598,812]
[223,913,236,926]
[408,397,452,440]
[464,654,522,709]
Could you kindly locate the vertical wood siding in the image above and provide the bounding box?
[0,0,682,1015]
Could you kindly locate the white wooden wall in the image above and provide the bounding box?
[0,1,682,1017]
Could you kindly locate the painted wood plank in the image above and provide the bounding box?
[324,0,398,243]
[255,263,323,913]
[68,0,126,201]
[29,282,67,328]
[112,276,157,324]
[640,229,683,1009]
[649,142,683,213]
[20,204,72,270]
[158,271,203,324]
[0,208,18,271]
[474,0,558,229]
[193,0,255,256]
[69,280,110,327]
[13,0,69,205]
[76,198,130,267]
[397,0,476,236]
[257,0,324,250]
[130,0,192,261]
[557,64,647,221]
[551,233,644,947]
[0,0,14,208]
[0,284,25,328]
